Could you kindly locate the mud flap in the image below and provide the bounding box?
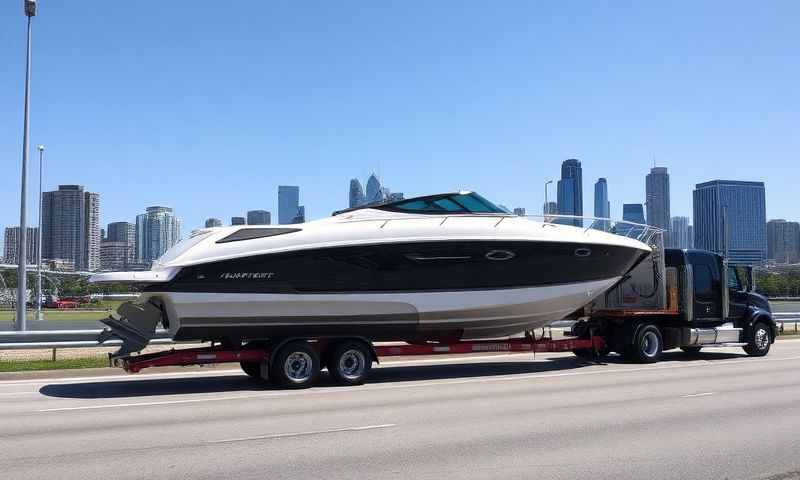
[98,301,163,358]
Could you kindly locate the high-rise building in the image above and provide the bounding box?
[292,205,306,224]
[693,180,767,266]
[349,179,365,208]
[204,218,223,228]
[557,159,582,226]
[767,219,800,264]
[135,206,182,264]
[231,217,246,226]
[106,221,135,266]
[646,167,671,244]
[100,241,131,271]
[787,222,800,264]
[593,178,610,230]
[365,173,386,204]
[387,192,404,202]
[671,216,692,250]
[278,186,301,224]
[513,207,526,216]
[687,225,694,249]
[41,185,100,271]
[247,210,271,225]
[3,227,38,265]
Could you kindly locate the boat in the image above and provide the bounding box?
[90,191,653,354]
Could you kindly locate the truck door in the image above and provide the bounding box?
[692,256,722,321]
[727,267,749,320]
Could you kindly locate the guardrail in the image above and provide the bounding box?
[775,312,800,335]
[0,329,180,350]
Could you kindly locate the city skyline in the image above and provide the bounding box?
[1,2,796,239]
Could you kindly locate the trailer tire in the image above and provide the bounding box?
[625,324,663,363]
[744,322,771,357]
[327,340,372,386]
[240,361,261,378]
[680,346,702,355]
[271,341,320,389]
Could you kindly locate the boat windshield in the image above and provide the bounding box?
[377,192,507,214]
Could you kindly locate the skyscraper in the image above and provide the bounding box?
[100,241,130,271]
[231,217,246,226]
[278,186,301,224]
[365,173,384,204]
[646,167,671,244]
[513,207,526,216]
[349,179,365,208]
[3,227,38,265]
[693,180,767,266]
[767,219,800,264]
[41,185,100,271]
[106,221,135,265]
[293,205,306,224]
[204,218,223,228]
[247,210,271,225]
[593,178,610,230]
[671,216,692,250]
[135,206,182,264]
[387,192,404,202]
[557,159,582,226]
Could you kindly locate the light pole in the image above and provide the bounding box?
[543,180,553,216]
[35,144,44,321]
[16,0,38,331]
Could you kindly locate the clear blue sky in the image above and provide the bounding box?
[1,1,797,235]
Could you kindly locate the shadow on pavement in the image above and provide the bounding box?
[38,349,749,399]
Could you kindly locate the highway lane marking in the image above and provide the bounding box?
[35,353,800,413]
[206,423,397,444]
[681,392,714,398]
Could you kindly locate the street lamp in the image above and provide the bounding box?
[16,0,38,331]
[35,144,44,321]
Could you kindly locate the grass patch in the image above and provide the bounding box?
[0,356,109,372]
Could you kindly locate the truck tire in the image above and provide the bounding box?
[271,341,321,389]
[327,340,372,386]
[680,346,702,355]
[625,324,663,363]
[240,361,261,378]
[744,322,772,357]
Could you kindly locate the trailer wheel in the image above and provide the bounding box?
[327,341,372,386]
[625,324,663,363]
[744,322,771,357]
[271,341,320,389]
[572,345,610,361]
[680,346,702,355]
[240,361,261,378]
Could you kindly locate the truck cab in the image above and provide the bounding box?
[581,248,777,363]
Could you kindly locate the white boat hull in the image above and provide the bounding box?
[145,276,620,341]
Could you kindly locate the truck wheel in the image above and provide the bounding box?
[327,341,372,386]
[744,322,772,357]
[625,325,663,363]
[271,341,321,389]
[240,361,261,378]
[680,346,702,355]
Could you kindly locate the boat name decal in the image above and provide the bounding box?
[218,272,276,280]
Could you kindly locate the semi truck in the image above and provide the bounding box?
[108,246,776,389]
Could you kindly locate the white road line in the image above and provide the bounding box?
[681,392,715,398]
[207,424,397,444]
[36,353,800,413]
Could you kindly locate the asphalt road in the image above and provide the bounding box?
[1,342,800,480]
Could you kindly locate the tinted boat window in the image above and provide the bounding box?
[387,192,506,214]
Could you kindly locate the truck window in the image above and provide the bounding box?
[727,268,742,291]
[694,264,714,299]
